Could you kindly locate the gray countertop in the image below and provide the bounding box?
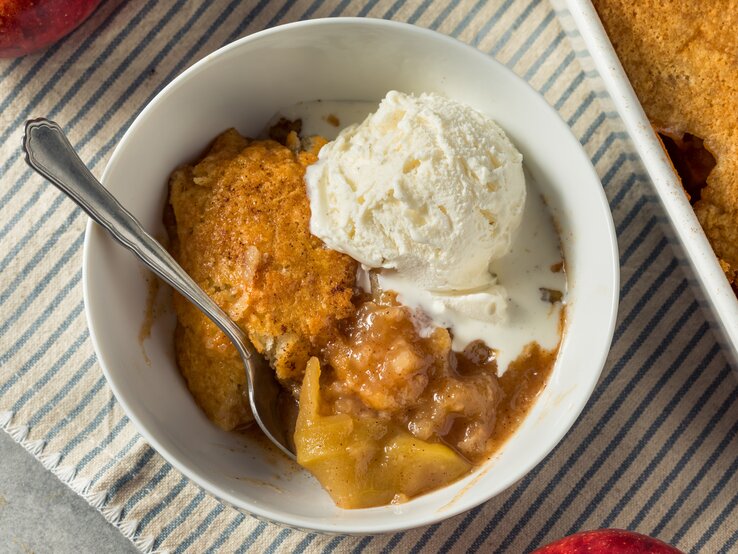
[0,431,136,554]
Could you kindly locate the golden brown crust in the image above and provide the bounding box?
[593,0,738,289]
[167,128,357,430]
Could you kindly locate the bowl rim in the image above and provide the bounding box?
[82,16,620,534]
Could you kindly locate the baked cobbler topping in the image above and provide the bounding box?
[594,0,738,290]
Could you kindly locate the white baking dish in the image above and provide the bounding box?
[557,0,738,368]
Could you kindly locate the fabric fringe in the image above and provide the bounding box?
[0,410,14,428]
[118,518,159,554]
[55,465,77,483]
[1,414,157,553]
[40,451,62,470]
[24,438,46,456]
[120,518,140,539]
[85,490,108,510]
[7,424,29,442]
[135,535,156,553]
[69,476,92,494]
[102,503,124,524]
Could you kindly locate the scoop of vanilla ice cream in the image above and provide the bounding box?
[305,91,526,292]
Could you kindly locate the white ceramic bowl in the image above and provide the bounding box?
[83,18,619,534]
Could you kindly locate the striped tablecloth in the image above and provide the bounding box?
[1,1,736,552]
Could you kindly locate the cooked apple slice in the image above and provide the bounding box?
[294,358,470,509]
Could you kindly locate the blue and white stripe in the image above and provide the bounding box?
[1,1,735,552]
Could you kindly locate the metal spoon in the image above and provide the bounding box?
[23,118,296,460]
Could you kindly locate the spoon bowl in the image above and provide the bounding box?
[22,117,296,460]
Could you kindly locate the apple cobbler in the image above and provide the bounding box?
[165,126,562,508]
[593,0,738,293]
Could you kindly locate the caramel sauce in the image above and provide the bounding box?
[485,342,557,454]
[320,291,561,464]
[656,128,716,204]
[137,270,162,366]
[138,270,160,345]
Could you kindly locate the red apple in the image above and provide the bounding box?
[0,0,100,58]
[532,529,684,554]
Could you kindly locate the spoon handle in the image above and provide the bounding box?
[23,118,255,360]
